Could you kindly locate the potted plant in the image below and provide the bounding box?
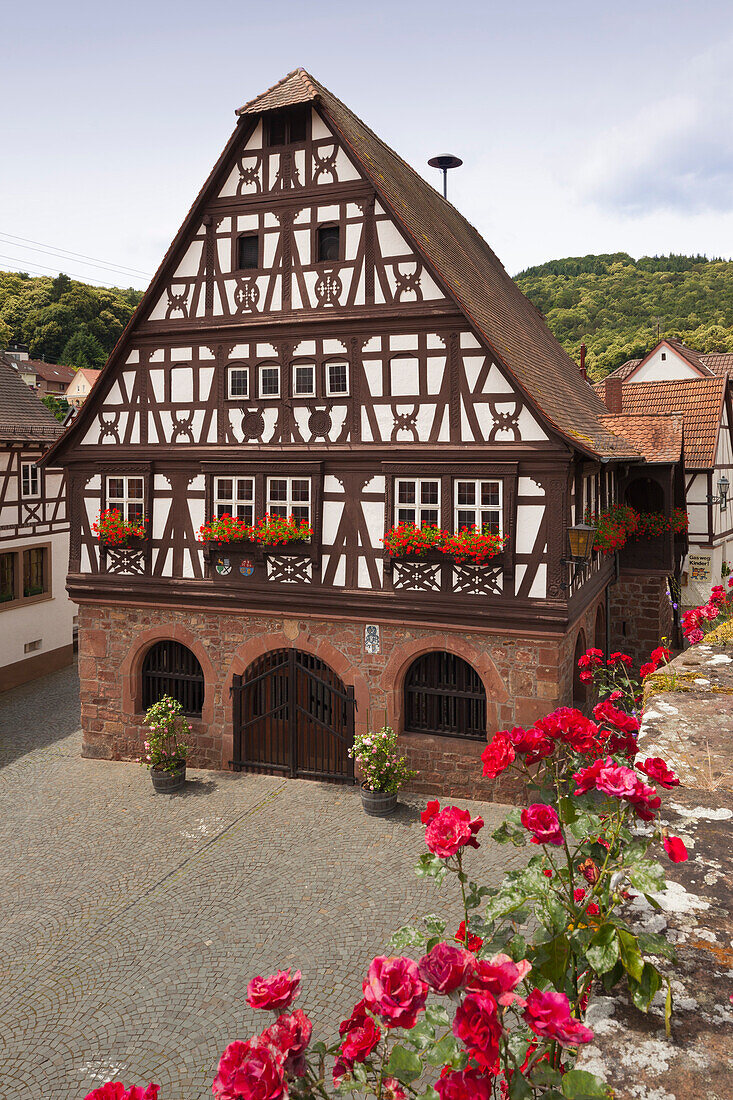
[349,725,416,816]
[140,695,190,793]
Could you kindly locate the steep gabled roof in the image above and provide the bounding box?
[237,70,633,459]
[596,376,726,468]
[699,351,733,376]
[0,358,65,442]
[22,360,76,385]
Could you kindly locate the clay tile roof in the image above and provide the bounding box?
[599,414,683,464]
[664,338,713,374]
[700,352,733,376]
[75,368,102,385]
[601,359,642,384]
[0,358,65,441]
[23,360,76,385]
[236,70,630,459]
[597,377,726,468]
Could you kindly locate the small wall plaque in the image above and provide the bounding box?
[364,624,380,654]
[689,554,711,583]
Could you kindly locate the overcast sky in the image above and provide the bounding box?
[2,0,732,291]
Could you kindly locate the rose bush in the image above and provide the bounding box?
[89,641,687,1100]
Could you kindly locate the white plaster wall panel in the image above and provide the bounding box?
[268,153,280,182]
[296,340,318,357]
[293,208,310,226]
[426,333,444,349]
[345,223,362,259]
[217,238,231,274]
[362,492,386,547]
[257,343,277,358]
[174,241,204,279]
[199,367,215,401]
[364,337,381,354]
[291,280,303,309]
[460,332,482,349]
[212,285,225,317]
[126,351,140,364]
[463,355,485,392]
[325,555,346,587]
[390,357,420,396]
[317,205,340,222]
[230,344,250,359]
[328,405,349,440]
[293,149,306,182]
[155,547,173,576]
[100,412,128,444]
[150,349,165,364]
[292,407,311,440]
[237,214,259,232]
[631,347,699,383]
[170,367,194,403]
[80,544,93,573]
[515,504,545,555]
[517,407,548,441]
[436,407,450,442]
[375,406,396,440]
[363,363,383,397]
[376,220,412,258]
[262,407,279,441]
[419,270,444,301]
[207,416,218,444]
[395,404,434,441]
[218,166,240,198]
[389,334,419,352]
[311,111,331,140]
[301,267,353,304]
[128,415,140,445]
[361,411,373,441]
[334,148,361,181]
[460,399,474,442]
[147,418,158,444]
[426,359,446,394]
[152,494,170,540]
[104,380,123,406]
[471,403,496,441]
[322,499,345,544]
[87,475,101,493]
[358,558,384,588]
[228,410,244,443]
[374,280,386,305]
[264,213,279,229]
[529,563,547,599]
[323,475,342,495]
[519,477,545,498]
[80,420,100,446]
[263,231,280,268]
[148,293,170,322]
[483,363,514,394]
[245,121,263,149]
[195,295,206,318]
[514,564,527,594]
[121,370,137,394]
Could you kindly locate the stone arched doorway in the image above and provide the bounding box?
[232,648,355,782]
[572,629,588,711]
[594,603,606,656]
[404,651,487,740]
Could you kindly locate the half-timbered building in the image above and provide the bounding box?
[44,71,685,796]
[0,358,75,690]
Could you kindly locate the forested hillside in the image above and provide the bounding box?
[0,271,142,370]
[2,254,733,381]
[515,253,733,380]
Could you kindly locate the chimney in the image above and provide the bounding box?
[604,377,623,414]
[579,343,587,380]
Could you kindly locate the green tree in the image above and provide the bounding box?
[59,328,107,370]
[41,394,71,422]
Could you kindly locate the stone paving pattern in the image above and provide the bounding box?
[0,665,526,1100]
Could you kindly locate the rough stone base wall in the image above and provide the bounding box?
[77,599,606,800]
[609,573,673,666]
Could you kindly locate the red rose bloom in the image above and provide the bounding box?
[593,700,639,734]
[382,1078,407,1100]
[435,1067,493,1099]
[212,1038,286,1100]
[455,921,483,952]
[339,999,369,1036]
[340,1015,381,1064]
[418,942,476,994]
[363,956,428,1029]
[464,953,531,1005]
[650,646,671,664]
[422,802,484,859]
[523,989,594,1048]
[85,1086,159,1100]
[452,992,502,1071]
[247,968,302,1011]
[481,732,516,777]
[639,662,657,680]
[607,652,632,668]
[261,1009,312,1077]
[637,757,679,789]
[520,803,563,846]
[663,835,688,863]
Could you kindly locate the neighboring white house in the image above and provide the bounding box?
[65,367,101,407]
[0,359,75,690]
[597,338,733,608]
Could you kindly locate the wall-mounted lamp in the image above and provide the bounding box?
[560,522,597,589]
[707,474,729,512]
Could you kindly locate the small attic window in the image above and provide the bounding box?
[267,108,307,146]
[661,352,666,361]
[237,234,259,270]
[317,225,340,263]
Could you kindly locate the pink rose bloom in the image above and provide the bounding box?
[212,1038,286,1100]
[418,942,476,994]
[363,955,428,1029]
[261,1009,312,1076]
[85,1086,159,1100]
[247,968,302,1011]
[520,803,563,846]
[636,757,679,789]
[523,989,594,1048]
[595,761,639,799]
[382,1078,407,1100]
[687,628,704,644]
[663,835,688,862]
[480,731,515,777]
[435,1067,493,1099]
[701,603,720,621]
[452,992,502,1071]
[422,802,484,859]
[465,953,531,1005]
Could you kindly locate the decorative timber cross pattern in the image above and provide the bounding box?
[266,556,313,584]
[315,270,342,307]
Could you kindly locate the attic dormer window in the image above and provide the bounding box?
[317,225,340,263]
[267,107,307,146]
[237,234,259,270]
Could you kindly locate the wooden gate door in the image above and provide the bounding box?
[232,649,355,782]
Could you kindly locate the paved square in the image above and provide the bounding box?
[0,665,524,1099]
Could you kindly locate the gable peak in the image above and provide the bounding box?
[236,68,321,116]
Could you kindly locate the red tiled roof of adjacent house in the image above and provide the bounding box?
[75,368,102,386]
[603,339,731,384]
[235,70,635,460]
[0,357,65,441]
[700,352,733,375]
[22,360,76,385]
[599,414,683,464]
[596,376,726,468]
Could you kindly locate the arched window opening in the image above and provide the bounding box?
[404,651,486,740]
[625,476,664,514]
[572,630,588,712]
[594,604,606,656]
[142,641,204,717]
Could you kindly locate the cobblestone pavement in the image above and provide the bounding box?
[0,664,526,1100]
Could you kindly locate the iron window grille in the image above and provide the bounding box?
[141,640,204,717]
[404,651,487,741]
[237,234,259,270]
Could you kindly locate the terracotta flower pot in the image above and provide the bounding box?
[360,784,398,817]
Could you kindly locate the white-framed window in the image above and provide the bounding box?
[107,476,145,523]
[259,364,280,398]
[395,478,440,527]
[454,479,502,534]
[292,362,316,397]
[214,477,254,524]
[21,461,40,499]
[326,359,349,396]
[267,477,311,524]
[227,366,249,399]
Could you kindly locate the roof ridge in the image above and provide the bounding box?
[236,68,319,115]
